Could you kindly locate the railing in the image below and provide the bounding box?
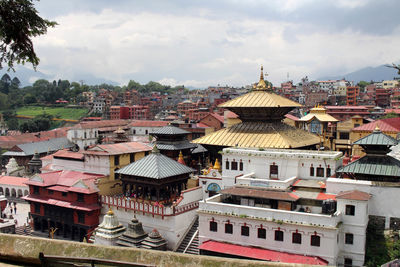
[100,194,200,219]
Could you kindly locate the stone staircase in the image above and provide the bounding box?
[176,217,199,255]
[15,224,32,236]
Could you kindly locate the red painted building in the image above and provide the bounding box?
[23,170,104,241]
[325,106,370,121]
[346,86,359,106]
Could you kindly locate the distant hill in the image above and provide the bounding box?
[0,65,118,87]
[318,64,400,83]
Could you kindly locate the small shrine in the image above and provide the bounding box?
[337,126,400,182]
[111,128,129,144]
[116,146,195,203]
[94,208,126,246]
[150,124,197,163]
[117,216,148,248]
[199,159,223,198]
[28,152,42,174]
[140,228,167,251]
[5,158,24,176]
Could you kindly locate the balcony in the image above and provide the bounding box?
[199,195,341,229]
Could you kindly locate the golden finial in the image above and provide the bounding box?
[255,65,267,90]
[260,65,264,81]
[374,123,380,132]
[213,158,221,171]
[107,208,114,215]
[177,151,185,165]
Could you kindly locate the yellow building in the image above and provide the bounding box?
[381,80,399,89]
[298,105,338,149]
[193,66,320,153]
[334,116,364,155]
[83,142,152,195]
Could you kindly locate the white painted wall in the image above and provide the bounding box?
[67,128,98,149]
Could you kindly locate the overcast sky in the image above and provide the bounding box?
[26,0,400,87]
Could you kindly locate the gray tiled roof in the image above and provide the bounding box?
[355,130,398,146]
[2,137,73,156]
[337,155,400,177]
[116,151,195,179]
[150,125,189,135]
[154,142,197,151]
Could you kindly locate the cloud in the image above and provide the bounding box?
[29,0,400,88]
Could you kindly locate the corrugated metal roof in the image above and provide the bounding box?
[353,118,400,132]
[219,90,302,108]
[154,142,197,151]
[116,151,195,179]
[150,125,189,135]
[192,121,320,149]
[354,130,398,146]
[3,137,73,156]
[84,142,152,155]
[337,155,400,177]
[192,144,207,154]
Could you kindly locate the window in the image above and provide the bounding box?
[114,155,120,166]
[316,167,324,177]
[77,211,85,224]
[48,189,53,195]
[311,235,320,247]
[345,233,354,245]
[130,153,135,163]
[145,130,148,135]
[345,205,355,216]
[275,230,284,241]
[210,221,217,232]
[339,132,349,139]
[239,161,243,171]
[34,203,41,214]
[258,228,266,239]
[344,258,353,267]
[326,167,331,177]
[270,165,278,179]
[84,132,87,139]
[225,161,229,170]
[231,161,238,170]
[33,186,39,195]
[241,225,249,236]
[77,193,84,202]
[62,192,67,197]
[225,223,233,234]
[292,232,302,244]
[310,166,314,176]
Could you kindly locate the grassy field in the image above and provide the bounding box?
[16,106,89,121]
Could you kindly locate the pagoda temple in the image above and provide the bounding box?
[116,146,195,203]
[93,208,126,246]
[193,66,320,156]
[117,216,148,248]
[337,126,400,182]
[150,124,197,163]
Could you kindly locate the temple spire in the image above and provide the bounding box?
[254,65,268,91]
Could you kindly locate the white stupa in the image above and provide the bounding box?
[93,208,126,246]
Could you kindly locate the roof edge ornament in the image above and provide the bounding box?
[152,145,160,154]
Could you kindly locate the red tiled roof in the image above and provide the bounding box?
[22,195,101,211]
[129,120,169,127]
[0,176,29,187]
[196,122,211,128]
[353,118,400,132]
[83,142,152,155]
[199,241,328,265]
[0,127,69,149]
[25,170,104,194]
[316,192,336,200]
[71,120,128,130]
[336,190,370,201]
[284,114,299,121]
[225,111,239,119]
[325,105,368,110]
[52,149,84,160]
[208,113,224,123]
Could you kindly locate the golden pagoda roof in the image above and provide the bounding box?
[219,66,301,109]
[219,90,302,108]
[192,121,320,149]
[298,113,338,123]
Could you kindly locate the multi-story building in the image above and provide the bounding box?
[305,91,329,107]
[24,170,105,241]
[375,87,391,108]
[325,106,369,121]
[124,90,140,106]
[82,91,95,104]
[346,86,359,106]
[129,120,169,136]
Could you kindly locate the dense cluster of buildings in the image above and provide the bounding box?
[1,66,400,266]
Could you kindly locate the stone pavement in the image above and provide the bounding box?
[3,201,31,228]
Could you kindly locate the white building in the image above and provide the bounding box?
[197,147,372,266]
[129,120,169,136]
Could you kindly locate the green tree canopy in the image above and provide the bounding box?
[0,0,57,69]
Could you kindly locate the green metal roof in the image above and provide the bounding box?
[154,142,197,151]
[116,150,195,179]
[354,130,398,146]
[150,125,189,135]
[337,155,400,177]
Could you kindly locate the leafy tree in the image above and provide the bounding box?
[382,112,400,119]
[357,81,370,92]
[0,73,11,94]
[0,0,57,69]
[23,93,36,104]
[0,92,8,110]
[6,117,18,130]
